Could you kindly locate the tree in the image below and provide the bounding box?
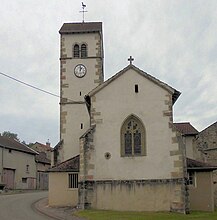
[1,131,19,141]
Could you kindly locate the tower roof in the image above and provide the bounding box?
[59,22,102,34]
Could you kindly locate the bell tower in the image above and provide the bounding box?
[59,22,104,161]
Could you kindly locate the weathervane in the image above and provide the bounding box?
[80,2,87,23]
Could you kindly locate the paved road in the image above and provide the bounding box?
[0,191,53,220]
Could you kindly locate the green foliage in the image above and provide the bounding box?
[76,210,217,220]
[1,131,19,141]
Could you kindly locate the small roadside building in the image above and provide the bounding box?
[0,136,38,189]
[48,155,79,206]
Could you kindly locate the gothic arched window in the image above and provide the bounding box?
[81,44,87,58]
[121,115,146,157]
[73,44,80,58]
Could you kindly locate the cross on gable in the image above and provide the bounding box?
[128,56,134,65]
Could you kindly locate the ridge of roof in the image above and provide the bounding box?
[88,65,181,104]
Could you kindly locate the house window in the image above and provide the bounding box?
[187,171,196,186]
[81,44,87,58]
[22,178,27,183]
[121,115,146,157]
[68,173,78,189]
[73,44,80,58]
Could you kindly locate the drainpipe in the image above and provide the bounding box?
[1,147,4,183]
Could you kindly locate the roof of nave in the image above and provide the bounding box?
[88,64,181,104]
[0,136,38,155]
[48,155,79,172]
[59,22,102,34]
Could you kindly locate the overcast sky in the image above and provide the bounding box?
[0,0,216,146]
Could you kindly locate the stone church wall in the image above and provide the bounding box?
[82,179,185,212]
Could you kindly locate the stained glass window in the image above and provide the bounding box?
[121,115,146,156]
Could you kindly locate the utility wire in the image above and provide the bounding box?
[0,71,75,102]
[0,71,60,98]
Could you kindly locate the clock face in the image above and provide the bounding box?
[74,64,86,78]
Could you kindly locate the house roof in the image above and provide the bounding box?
[59,22,102,34]
[0,136,38,155]
[88,64,181,104]
[35,152,51,165]
[174,122,198,136]
[48,155,79,172]
[187,158,217,171]
[33,142,52,151]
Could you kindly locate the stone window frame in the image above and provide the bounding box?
[120,114,146,157]
[73,43,88,58]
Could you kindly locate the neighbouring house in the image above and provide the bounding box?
[187,158,217,211]
[174,122,217,211]
[0,135,38,189]
[192,121,217,208]
[35,152,51,189]
[31,142,52,189]
[31,141,52,160]
[194,121,217,164]
[49,21,192,213]
[174,122,198,159]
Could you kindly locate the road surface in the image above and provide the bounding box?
[0,191,53,220]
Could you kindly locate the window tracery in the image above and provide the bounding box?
[121,115,146,156]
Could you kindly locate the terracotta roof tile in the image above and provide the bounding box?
[174,122,198,135]
[48,155,79,172]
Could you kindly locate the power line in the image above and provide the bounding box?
[0,71,60,98]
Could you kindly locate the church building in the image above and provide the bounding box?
[49,21,189,213]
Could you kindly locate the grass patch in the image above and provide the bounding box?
[76,210,217,220]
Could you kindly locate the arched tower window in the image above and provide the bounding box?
[121,115,146,157]
[81,44,87,58]
[73,44,80,58]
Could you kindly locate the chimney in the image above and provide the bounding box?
[46,139,50,147]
